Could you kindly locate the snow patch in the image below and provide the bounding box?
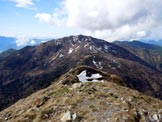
[85,38,88,42]
[96,47,102,51]
[93,59,103,69]
[112,67,116,70]
[70,39,76,47]
[56,40,61,45]
[59,54,64,58]
[93,59,97,67]
[73,36,78,42]
[89,46,97,52]
[104,45,110,52]
[84,43,89,48]
[75,46,80,52]
[68,48,73,54]
[104,45,109,50]
[49,52,60,63]
[77,70,103,82]
[98,62,103,69]
[89,46,93,51]
[49,50,64,62]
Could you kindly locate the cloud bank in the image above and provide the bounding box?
[35,0,162,41]
[15,35,36,46]
[10,0,34,8]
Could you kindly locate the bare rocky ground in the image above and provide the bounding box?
[0,66,162,122]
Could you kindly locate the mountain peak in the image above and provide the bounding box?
[0,35,162,112]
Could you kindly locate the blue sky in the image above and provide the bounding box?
[1,0,162,49]
[0,0,79,38]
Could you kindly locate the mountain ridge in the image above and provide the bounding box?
[114,40,162,71]
[0,66,162,122]
[0,35,162,111]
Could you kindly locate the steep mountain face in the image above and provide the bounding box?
[0,66,162,122]
[0,35,162,111]
[114,41,162,71]
[0,49,17,60]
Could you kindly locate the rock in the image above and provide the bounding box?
[61,111,80,122]
[4,112,12,121]
[149,113,161,122]
[72,113,77,120]
[61,111,72,122]
[120,97,124,101]
[152,114,159,121]
[128,96,133,102]
[70,83,82,90]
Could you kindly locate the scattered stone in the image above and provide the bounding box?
[61,111,80,122]
[152,114,159,121]
[4,112,12,121]
[128,96,133,102]
[149,113,161,122]
[61,111,71,122]
[72,113,77,120]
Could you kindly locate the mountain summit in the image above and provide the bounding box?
[0,66,162,122]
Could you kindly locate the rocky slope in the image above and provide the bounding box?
[114,40,162,71]
[0,66,161,122]
[0,49,17,60]
[0,35,162,111]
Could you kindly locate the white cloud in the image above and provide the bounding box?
[35,4,67,26]
[41,40,47,43]
[10,0,34,8]
[15,35,36,46]
[35,13,52,23]
[137,31,147,38]
[30,40,36,45]
[35,12,66,26]
[35,0,162,41]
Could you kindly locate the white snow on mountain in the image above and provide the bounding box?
[77,70,103,82]
[92,58,103,69]
[59,54,64,58]
[68,48,74,54]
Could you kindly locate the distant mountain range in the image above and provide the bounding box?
[0,36,17,52]
[1,35,162,52]
[114,40,162,71]
[141,39,162,46]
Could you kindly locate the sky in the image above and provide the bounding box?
[1,0,162,48]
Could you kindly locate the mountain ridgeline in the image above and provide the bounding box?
[114,40,162,71]
[0,66,162,122]
[0,35,162,111]
[0,49,17,60]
